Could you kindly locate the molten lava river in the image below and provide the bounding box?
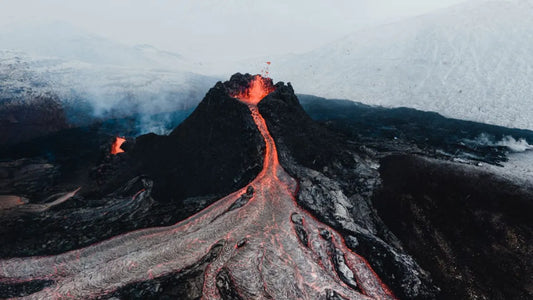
[0,76,396,299]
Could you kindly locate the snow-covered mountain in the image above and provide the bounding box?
[268,0,533,130]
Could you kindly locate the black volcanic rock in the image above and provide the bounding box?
[0,75,264,258]
[128,75,265,204]
[258,82,353,172]
[374,154,533,300]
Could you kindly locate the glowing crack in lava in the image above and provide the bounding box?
[0,75,395,299]
[111,137,126,155]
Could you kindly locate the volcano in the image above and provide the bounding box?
[0,74,531,299]
[0,74,397,299]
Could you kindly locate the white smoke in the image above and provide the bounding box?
[473,133,533,152]
[495,136,533,152]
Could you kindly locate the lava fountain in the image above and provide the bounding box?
[111,137,126,155]
[0,75,395,299]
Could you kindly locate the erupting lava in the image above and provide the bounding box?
[111,137,126,155]
[0,75,395,299]
[231,75,275,106]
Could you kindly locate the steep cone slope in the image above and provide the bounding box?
[258,81,355,172]
[0,74,396,299]
[129,77,265,203]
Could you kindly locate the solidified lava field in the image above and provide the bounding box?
[0,76,395,299]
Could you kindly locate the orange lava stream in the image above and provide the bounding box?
[111,137,126,155]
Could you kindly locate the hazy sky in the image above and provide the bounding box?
[0,0,474,60]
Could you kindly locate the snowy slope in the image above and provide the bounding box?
[269,0,533,130]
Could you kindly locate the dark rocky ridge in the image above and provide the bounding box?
[298,94,533,166]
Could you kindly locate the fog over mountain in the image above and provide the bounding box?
[0,21,201,69]
[266,0,533,130]
[1,0,532,132]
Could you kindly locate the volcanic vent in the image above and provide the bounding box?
[0,74,396,299]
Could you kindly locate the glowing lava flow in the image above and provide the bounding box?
[0,75,395,299]
[111,137,126,155]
